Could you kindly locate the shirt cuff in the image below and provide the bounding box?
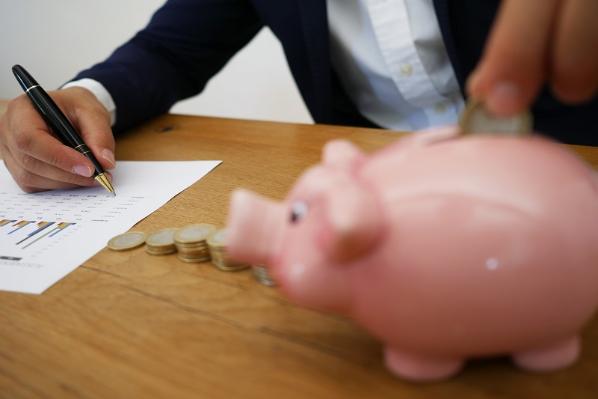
[62,78,116,126]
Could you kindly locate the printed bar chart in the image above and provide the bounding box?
[8,220,34,234]
[1,219,76,251]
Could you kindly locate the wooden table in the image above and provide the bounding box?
[1,101,597,398]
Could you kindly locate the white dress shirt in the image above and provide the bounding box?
[327,0,464,130]
[65,0,464,131]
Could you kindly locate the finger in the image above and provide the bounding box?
[467,0,561,116]
[6,125,95,178]
[551,0,598,103]
[1,105,95,186]
[1,144,82,193]
[9,144,96,187]
[68,92,116,171]
[5,94,96,177]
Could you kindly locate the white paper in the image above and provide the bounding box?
[0,160,221,294]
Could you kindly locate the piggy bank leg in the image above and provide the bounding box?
[512,336,580,372]
[384,346,464,382]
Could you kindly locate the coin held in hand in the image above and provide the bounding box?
[459,99,532,136]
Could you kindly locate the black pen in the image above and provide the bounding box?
[11,64,115,195]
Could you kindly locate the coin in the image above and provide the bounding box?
[459,99,532,136]
[174,224,216,244]
[252,265,276,287]
[207,228,227,248]
[107,231,146,251]
[207,228,250,272]
[146,228,178,255]
[175,224,216,263]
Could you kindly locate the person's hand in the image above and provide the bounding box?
[467,0,598,116]
[0,87,115,192]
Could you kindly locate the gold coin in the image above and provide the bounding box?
[211,253,250,272]
[252,265,276,287]
[174,224,216,244]
[177,253,211,263]
[145,228,178,255]
[146,246,176,256]
[207,228,250,271]
[207,228,227,248]
[146,228,178,247]
[459,99,532,136]
[107,231,146,251]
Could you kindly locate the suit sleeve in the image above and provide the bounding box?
[73,0,263,133]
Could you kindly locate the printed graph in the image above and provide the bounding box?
[0,219,76,255]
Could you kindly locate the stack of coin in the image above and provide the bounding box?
[107,225,277,290]
[207,228,250,272]
[174,224,216,263]
[459,99,532,136]
[145,228,178,255]
[252,265,276,287]
[107,231,146,251]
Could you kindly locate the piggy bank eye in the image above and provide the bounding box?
[290,201,309,224]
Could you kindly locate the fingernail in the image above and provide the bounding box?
[73,165,93,177]
[101,149,115,169]
[487,82,522,117]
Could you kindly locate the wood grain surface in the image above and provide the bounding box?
[0,101,597,398]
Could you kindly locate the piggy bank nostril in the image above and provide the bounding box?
[290,201,309,224]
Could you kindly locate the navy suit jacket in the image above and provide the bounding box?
[75,0,597,145]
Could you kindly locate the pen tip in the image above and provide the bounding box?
[94,173,116,196]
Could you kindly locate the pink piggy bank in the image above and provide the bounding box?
[226,127,598,382]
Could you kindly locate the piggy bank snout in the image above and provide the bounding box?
[227,189,285,265]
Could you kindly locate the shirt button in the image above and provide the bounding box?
[400,63,413,77]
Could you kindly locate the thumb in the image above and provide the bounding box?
[467,0,560,116]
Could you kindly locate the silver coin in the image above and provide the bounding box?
[146,228,178,247]
[107,231,146,251]
[207,228,227,248]
[459,99,532,136]
[146,246,176,255]
[177,253,211,263]
[174,224,216,244]
[252,265,276,287]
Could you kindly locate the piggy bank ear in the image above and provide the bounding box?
[320,182,384,262]
[322,140,366,171]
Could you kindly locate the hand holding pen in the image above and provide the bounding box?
[0,65,115,194]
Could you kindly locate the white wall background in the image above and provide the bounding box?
[0,0,312,124]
